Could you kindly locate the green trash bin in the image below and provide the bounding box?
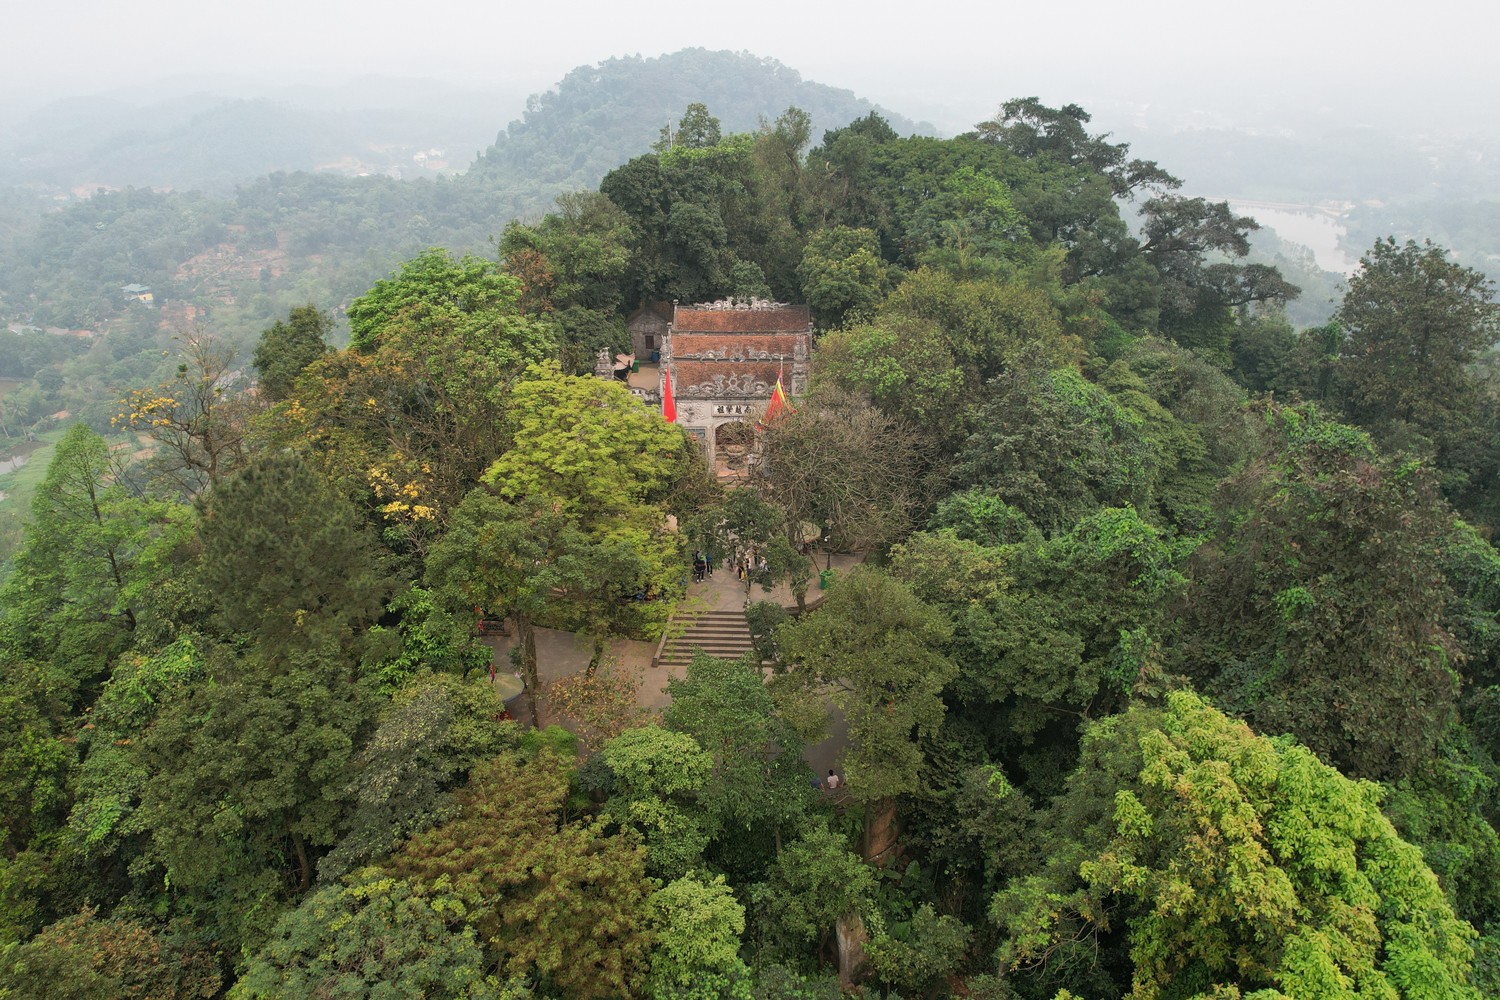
[819,569,835,590]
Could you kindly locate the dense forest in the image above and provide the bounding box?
[0,51,926,343]
[1,83,1499,1000]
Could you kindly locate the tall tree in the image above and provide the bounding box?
[663,652,815,860]
[344,248,527,353]
[1,425,190,702]
[263,251,553,549]
[772,567,955,863]
[386,750,655,998]
[994,690,1482,1000]
[477,364,690,667]
[753,385,922,553]
[134,456,397,945]
[1336,237,1499,460]
[116,333,253,496]
[1179,405,1462,781]
[251,304,334,402]
[797,225,888,328]
[234,874,500,999]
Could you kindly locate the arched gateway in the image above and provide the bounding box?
[656,298,811,466]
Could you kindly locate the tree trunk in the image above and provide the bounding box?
[836,909,870,987]
[518,617,541,725]
[290,829,311,892]
[863,796,899,867]
[586,633,607,676]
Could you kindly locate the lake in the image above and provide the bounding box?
[1229,200,1359,275]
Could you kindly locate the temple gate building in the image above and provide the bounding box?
[596,298,811,471]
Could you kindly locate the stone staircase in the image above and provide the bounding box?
[654,609,756,668]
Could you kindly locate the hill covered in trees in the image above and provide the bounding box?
[2,82,1498,998]
[0,50,929,347]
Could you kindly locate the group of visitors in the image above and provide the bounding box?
[734,548,768,590]
[688,547,770,588]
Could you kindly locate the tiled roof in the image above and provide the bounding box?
[671,334,802,358]
[672,305,811,333]
[627,301,674,327]
[671,360,784,397]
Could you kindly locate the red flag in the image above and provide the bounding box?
[763,375,792,424]
[757,375,794,431]
[662,365,677,423]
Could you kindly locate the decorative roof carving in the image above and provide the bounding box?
[692,297,789,311]
[673,345,788,362]
[681,371,775,398]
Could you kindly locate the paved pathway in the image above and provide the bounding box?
[479,550,862,777]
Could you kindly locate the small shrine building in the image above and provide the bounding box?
[658,298,810,464]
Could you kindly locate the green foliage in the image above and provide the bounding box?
[598,726,713,879]
[881,267,1075,385]
[929,489,1039,546]
[993,689,1482,1000]
[1181,404,1463,780]
[664,653,815,856]
[751,826,873,953]
[499,190,634,315]
[797,225,888,328]
[195,453,398,659]
[264,251,553,544]
[0,661,73,859]
[753,385,922,553]
[897,506,1187,724]
[1336,238,1499,462]
[956,358,1154,533]
[905,165,1032,277]
[864,902,971,994]
[485,362,686,523]
[773,567,955,804]
[64,638,205,862]
[0,906,221,1000]
[371,584,492,695]
[233,872,500,999]
[1,424,192,704]
[744,601,791,663]
[814,314,968,452]
[346,248,525,352]
[387,750,655,998]
[749,964,841,1000]
[648,873,752,999]
[320,672,516,881]
[251,303,333,402]
[1382,727,1500,934]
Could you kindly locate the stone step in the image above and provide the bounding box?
[667,630,753,643]
[657,651,756,667]
[658,639,756,659]
[660,638,755,655]
[655,608,758,668]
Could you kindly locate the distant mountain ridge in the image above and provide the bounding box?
[1,50,933,208]
[0,92,499,195]
[473,49,937,216]
[0,49,939,337]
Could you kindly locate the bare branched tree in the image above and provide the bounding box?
[752,385,922,553]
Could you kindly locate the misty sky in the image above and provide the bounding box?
[5,0,1496,133]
